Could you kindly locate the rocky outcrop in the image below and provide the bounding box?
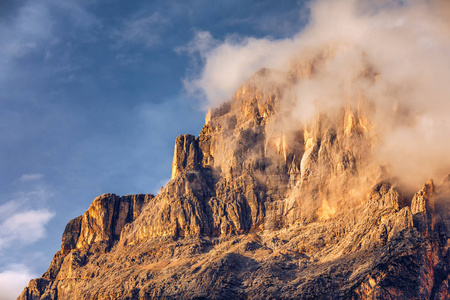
[63,193,153,252]
[412,180,435,236]
[20,193,154,299]
[19,65,450,299]
[171,134,202,180]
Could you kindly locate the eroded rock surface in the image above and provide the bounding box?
[19,65,449,299]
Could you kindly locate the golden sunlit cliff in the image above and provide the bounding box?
[19,56,450,299]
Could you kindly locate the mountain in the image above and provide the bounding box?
[19,56,450,299]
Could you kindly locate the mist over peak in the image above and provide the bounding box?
[187,0,450,190]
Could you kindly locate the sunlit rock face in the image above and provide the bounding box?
[19,64,449,299]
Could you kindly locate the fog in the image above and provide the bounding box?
[187,0,450,191]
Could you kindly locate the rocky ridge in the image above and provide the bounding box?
[19,60,449,299]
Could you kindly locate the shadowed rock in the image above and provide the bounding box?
[19,66,450,300]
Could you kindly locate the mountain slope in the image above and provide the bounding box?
[19,60,450,299]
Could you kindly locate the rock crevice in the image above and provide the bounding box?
[19,66,450,300]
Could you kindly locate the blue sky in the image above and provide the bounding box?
[0,0,308,297]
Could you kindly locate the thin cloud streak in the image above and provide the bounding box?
[112,12,170,49]
[19,173,44,182]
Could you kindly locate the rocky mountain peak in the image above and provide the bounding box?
[19,62,450,299]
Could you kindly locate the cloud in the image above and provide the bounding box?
[176,31,219,57]
[0,1,52,75]
[0,264,37,300]
[50,1,98,29]
[0,0,99,88]
[6,181,54,207]
[112,12,170,48]
[19,173,44,182]
[0,176,55,296]
[183,31,296,108]
[0,177,55,249]
[184,0,450,190]
[0,206,54,249]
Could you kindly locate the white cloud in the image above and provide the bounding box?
[0,179,55,249]
[0,264,37,300]
[0,208,54,249]
[19,173,44,182]
[183,32,297,107]
[184,0,450,190]
[0,201,20,220]
[176,31,219,57]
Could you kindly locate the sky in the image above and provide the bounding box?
[3,0,450,298]
[0,0,309,297]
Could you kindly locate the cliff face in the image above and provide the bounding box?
[19,64,450,299]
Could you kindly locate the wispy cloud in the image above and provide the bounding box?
[112,12,170,49]
[0,175,54,249]
[0,2,52,83]
[0,176,54,296]
[19,173,44,182]
[0,209,54,249]
[0,0,99,88]
[114,53,144,66]
[176,31,219,57]
[0,264,37,300]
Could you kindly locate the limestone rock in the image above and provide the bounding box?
[19,65,450,299]
[171,134,202,180]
